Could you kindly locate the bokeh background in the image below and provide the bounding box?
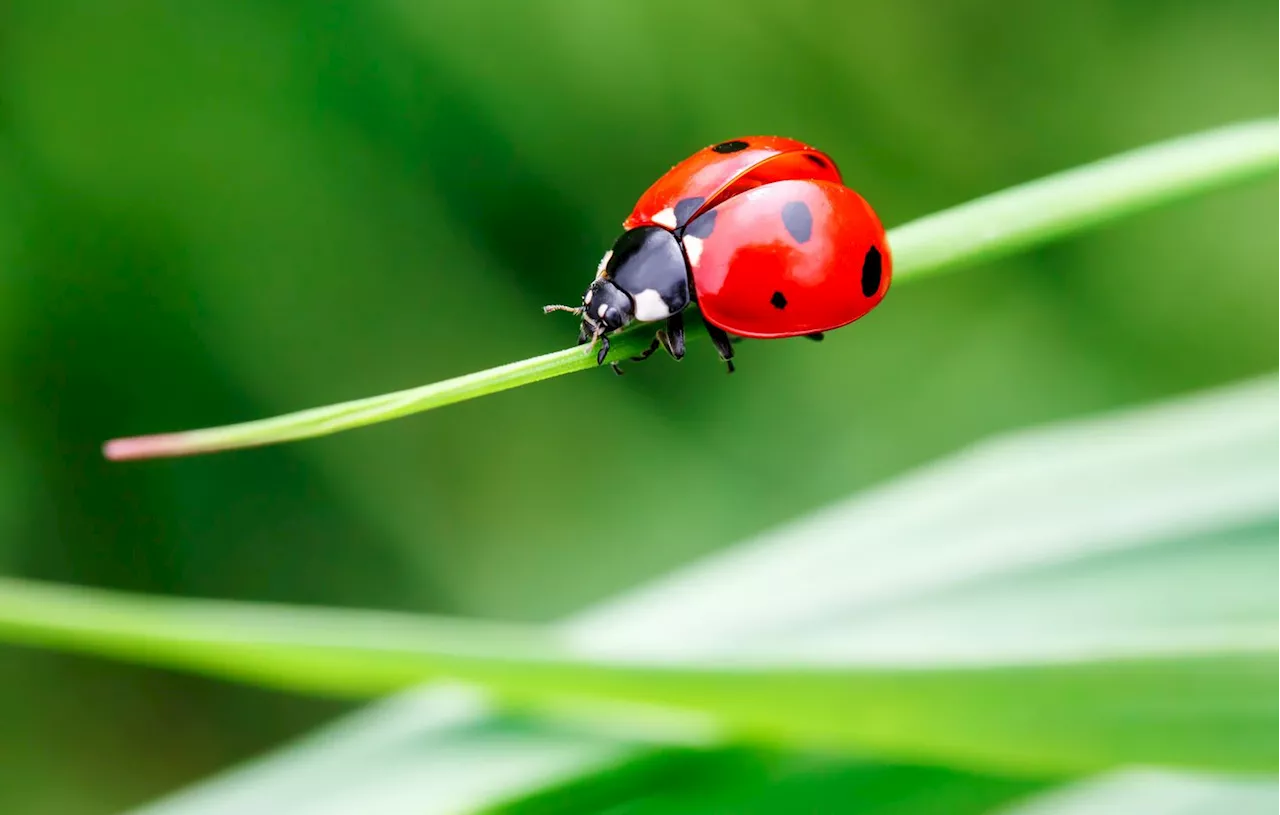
[0,1,1275,812]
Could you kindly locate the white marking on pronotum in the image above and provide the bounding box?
[633,289,673,322]
[682,235,704,267]
[596,250,613,277]
[597,304,609,318]
[651,208,678,229]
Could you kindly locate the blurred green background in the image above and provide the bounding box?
[0,1,1275,812]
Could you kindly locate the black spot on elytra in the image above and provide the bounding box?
[781,201,813,243]
[770,291,788,309]
[674,196,705,226]
[805,154,828,169]
[861,246,883,297]
[683,209,717,239]
[712,140,749,154]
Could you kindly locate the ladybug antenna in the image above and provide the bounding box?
[542,303,583,315]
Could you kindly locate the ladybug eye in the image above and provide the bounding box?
[591,304,627,333]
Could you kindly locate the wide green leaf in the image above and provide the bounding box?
[133,688,646,815]
[490,756,1048,815]
[993,770,1278,815]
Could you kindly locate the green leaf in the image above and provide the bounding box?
[130,688,651,815]
[100,118,1278,461]
[992,771,1278,815]
[4,375,1275,782]
[5,546,1268,777]
[488,756,1048,815]
[129,693,1050,815]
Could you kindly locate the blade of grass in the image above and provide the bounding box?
[887,117,1280,281]
[102,118,1278,460]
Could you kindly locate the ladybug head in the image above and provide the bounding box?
[578,278,633,341]
[543,277,634,365]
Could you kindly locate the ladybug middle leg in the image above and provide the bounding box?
[657,312,686,360]
[701,318,736,374]
[626,312,688,367]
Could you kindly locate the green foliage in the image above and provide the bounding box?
[0,2,1276,813]
[2,375,1275,813]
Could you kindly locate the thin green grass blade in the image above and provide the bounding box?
[887,118,1280,280]
[103,344,600,461]
[102,118,1278,461]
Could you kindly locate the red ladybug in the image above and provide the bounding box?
[545,136,891,373]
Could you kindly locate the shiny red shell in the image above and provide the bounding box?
[625,137,891,339]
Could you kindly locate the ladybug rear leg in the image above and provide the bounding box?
[806,332,825,342]
[630,337,661,362]
[701,318,736,374]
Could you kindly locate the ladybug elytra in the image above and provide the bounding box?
[545,136,891,373]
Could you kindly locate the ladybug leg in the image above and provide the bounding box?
[630,336,661,362]
[806,332,825,342]
[702,319,736,374]
[595,335,611,366]
[610,363,626,376]
[657,312,686,360]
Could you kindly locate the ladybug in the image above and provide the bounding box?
[544,136,891,373]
